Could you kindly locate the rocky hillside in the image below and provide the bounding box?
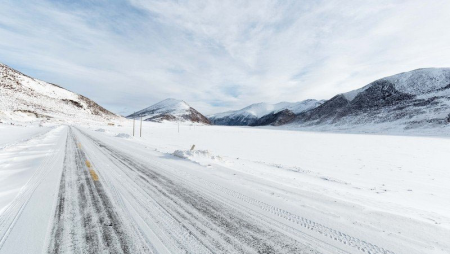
[127,98,210,124]
[290,68,450,130]
[0,63,120,123]
[209,99,323,126]
[250,109,296,126]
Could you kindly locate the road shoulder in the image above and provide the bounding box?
[0,126,67,254]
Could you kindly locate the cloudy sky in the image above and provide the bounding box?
[1,0,450,115]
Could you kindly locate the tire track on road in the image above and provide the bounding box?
[47,128,151,254]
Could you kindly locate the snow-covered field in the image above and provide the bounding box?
[0,121,448,254]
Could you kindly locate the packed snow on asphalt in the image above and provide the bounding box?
[0,121,449,254]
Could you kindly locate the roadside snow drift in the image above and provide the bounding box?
[173,149,228,166]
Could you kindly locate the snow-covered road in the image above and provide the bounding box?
[69,127,323,253]
[47,127,150,254]
[0,125,446,254]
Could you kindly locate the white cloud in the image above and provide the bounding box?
[1,0,450,115]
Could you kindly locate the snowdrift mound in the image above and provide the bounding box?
[173,149,228,166]
[115,133,131,138]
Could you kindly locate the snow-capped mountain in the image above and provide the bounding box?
[250,109,297,126]
[290,68,450,130]
[127,98,210,124]
[0,63,120,123]
[209,99,323,126]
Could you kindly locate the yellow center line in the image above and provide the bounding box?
[85,160,99,181]
[79,140,99,181]
[89,169,99,181]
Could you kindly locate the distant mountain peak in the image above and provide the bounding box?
[128,98,210,124]
[157,98,188,105]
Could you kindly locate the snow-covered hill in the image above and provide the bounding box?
[209,99,323,126]
[291,68,450,131]
[127,98,210,124]
[0,63,120,124]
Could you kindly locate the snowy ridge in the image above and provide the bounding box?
[293,67,450,131]
[131,98,191,117]
[210,103,283,119]
[342,68,450,101]
[385,68,450,95]
[127,98,210,124]
[0,63,120,124]
[342,87,368,101]
[209,99,323,126]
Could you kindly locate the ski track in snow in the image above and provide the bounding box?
[0,125,399,254]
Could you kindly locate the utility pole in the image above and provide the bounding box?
[132,112,135,137]
[140,117,142,137]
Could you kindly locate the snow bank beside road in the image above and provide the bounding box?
[0,126,66,216]
[0,124,52,149]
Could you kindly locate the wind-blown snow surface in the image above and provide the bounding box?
[0,125,65,216]
[84,121,449,254]
[209,99,323,126]
[0,124,56,214]
[0,63,120,124]
[127,98,210,124]
[0,124,52,149]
